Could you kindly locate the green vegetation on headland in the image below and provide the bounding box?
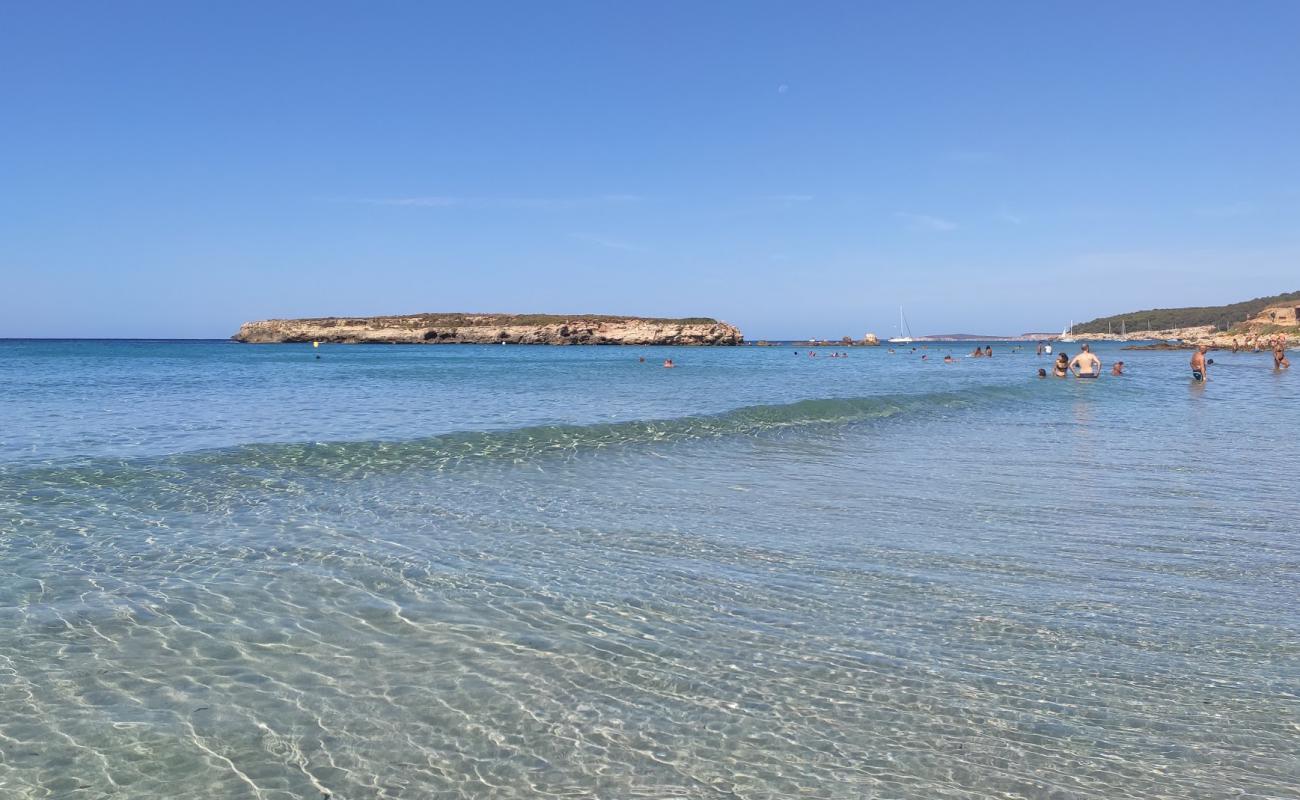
[1074,290,1300,334]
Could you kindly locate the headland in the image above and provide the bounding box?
[1067,291,1300,348]
[232,313,743,345]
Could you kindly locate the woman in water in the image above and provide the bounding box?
[1053,352,1070,378]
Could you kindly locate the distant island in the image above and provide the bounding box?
[232,313,744,345]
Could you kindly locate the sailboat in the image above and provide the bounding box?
[1058,321,1076,343]
[887,307,915,344]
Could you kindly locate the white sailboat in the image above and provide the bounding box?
[1058,321,1076,343]
[887,307,915,344]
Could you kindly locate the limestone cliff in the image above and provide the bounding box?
[232,313,743,345]
[1077,323,1298,349]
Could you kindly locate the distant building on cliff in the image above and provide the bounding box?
[1249,304,1300,327]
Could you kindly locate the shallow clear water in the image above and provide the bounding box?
[1,340,1297,798]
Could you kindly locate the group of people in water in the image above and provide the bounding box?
[1184,337,1289,382]
[1230,335,1292,357]
[1035,336,1290,383]
[1036,343,1116,379]
[651,336,1292,378]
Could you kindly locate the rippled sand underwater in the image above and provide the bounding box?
[1,341,1297,798]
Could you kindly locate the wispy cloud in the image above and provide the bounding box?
[568,233,642,252]
[896,212,957,232]
[996,209,1024,225]
[341,194,641,210]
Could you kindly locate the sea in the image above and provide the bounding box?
[1,339,1296,799]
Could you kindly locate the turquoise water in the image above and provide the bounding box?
[1,339,1296,798]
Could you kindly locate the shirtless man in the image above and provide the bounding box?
[1190,345,1208,382]
[1111,361,1124,376]
[1069,343,1102,378]
[1274,338,1291,369]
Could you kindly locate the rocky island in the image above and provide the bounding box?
[232,313,744,345]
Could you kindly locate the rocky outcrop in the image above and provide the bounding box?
[232,313,743,345]
[1078,324,1298,349]
[1249,304,1300,327]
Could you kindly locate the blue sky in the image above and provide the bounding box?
[3,1,1298,339]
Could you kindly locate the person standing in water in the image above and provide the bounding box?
[1190,345,1209,382]
[1053,352,1070,377]
[1111,361,1125,376]
[1274,338,1291,369]
[1069,343,1102,378]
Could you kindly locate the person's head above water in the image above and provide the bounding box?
[1038,368,1047,378]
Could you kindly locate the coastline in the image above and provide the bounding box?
[233,313,744,346]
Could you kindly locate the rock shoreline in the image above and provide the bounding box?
[232,314,744,346]
[1074,325,1297,349]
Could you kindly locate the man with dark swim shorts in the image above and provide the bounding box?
[1069,343,1101,378]
[1190,345,1208,382]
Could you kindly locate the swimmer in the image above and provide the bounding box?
[1053,352,1069,378]
[1037,368,1047,378]
[1111,361,1124,376]
[943,355,954,364]
[1190,345,1208,382]
[639,356,646,363]
[984,345,992,357]
[663,359,675,368]
[1069,343,1101,378]
[1274,338,1291,369]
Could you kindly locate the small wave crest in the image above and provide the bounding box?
[2,384,1028,491]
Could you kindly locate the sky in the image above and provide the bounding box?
[2,1,1298,340]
